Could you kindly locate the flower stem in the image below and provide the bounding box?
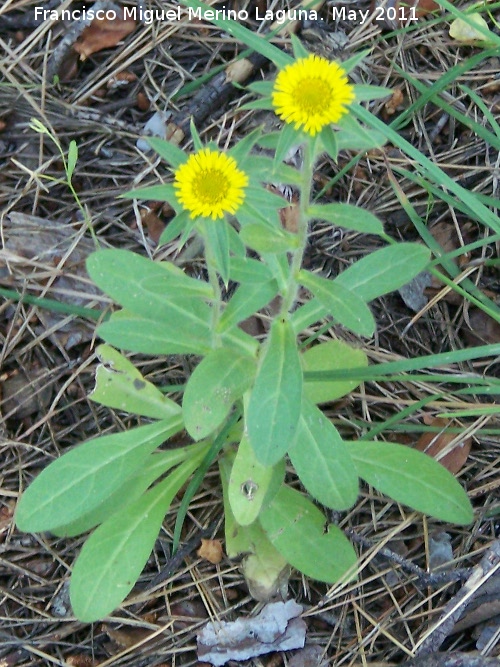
[281,140,314,315]
[202,220,223,348]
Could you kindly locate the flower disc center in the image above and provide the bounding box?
[193,169,229,204]
[293,78,332,114]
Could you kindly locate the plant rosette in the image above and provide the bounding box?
[15,29,473,623]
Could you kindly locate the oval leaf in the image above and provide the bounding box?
[183,349,256,440]
[247,317,302,466]
[289,399,358,510]
[350,441,473,525]
[220,454,289,601]
[302,340,368,404]
[229,435,285,526]
[259,485,357,582]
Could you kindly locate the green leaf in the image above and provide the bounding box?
[256,132,280,151]
[354,84,392,102]
[335,114,387,152]
[334,243,431,302]
[120,183,177,204]
[302,340,367,404]
[52,445,205,537]
[228,435,285,526]
[237,201,282,231]
[229,127,263,163]
[220,454,289,601]
[67,140,78,180]
[218,280,279,332]
[308,203,384,236]
[70,453,205,622]
[91,344,181,419]
[15,418,183,533]
[291,33,310,59]
[240,223,299,254]
[204,218,230,286]
[247,317,302,466]
[246,81,274,97]
[339,49,370,74]
[87,249,213,311]
[190,119,203,151]
[98,310,212,356]
[245,156,301,186]
[147,135,187,169]
[299,269,375,337]
[319,126,338,161]
[289,398,358,510]
[227,222,247,257]
[181,0,293,69]
[259,485,357,582]
[350,441,474,525]
[183,349,256,440]
[275,122,300,167]
[158,210,191,245]
[229,256,274,284]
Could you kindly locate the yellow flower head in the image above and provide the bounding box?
[174,148,248,220]
[272,55,355,136]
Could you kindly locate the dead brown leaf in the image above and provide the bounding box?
[197,538,223,564]
[463,308,500,346]
[102,624,153,649]
[74,9,136,60]
[415,416,471,474]
[385,88,404,115]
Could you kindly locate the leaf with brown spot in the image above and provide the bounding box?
[415,416,471,474]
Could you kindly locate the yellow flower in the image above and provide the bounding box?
[272,55,355,136]
[174,148,248,220]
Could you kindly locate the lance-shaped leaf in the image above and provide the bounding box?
[307,203,384,236]
[289,398,358,510]
[246,317,302,466]
[334,243,431,302]
[15,418,183,533]
[240,223,299,255]
[87,249,213,320]
[229,256,274,284]
[350,441,473,525]
[70,451,206,622]
[91,344,181,419]
[259,485,357,583]
[299,269,375,337]
[52,444,207,537]
[218,280,279,333]
[204,218,230,286]
[98,310,212,356]
[183,349,257,440]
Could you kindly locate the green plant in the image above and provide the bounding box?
[27,119,98,245]
[15,30,474,622]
